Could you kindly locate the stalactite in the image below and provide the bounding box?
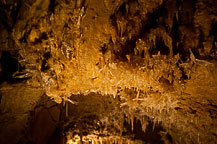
[130,114,134,132]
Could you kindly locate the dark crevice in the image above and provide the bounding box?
[11,0,22,27]
[41,32,48,40]
[179,67,189,80]
[189,107,197,114]
[149,37,170,55]
[116,38,137,61]
[209,104,217,109]
[0,10,12,31]
[192,0,197,13]
[0,94,2,104]
[48,0,57,14]
[191,48,200,59]
[33,38,42,44]
[210,22,217,37]
[171,15,179,56]
[133,118,165,144]
[100,43,108,54]
[41,52,51,72]
[176,0,182,8]
[0,51,19,82]
[142,3,168,32]
[19,36,27,43]
[32,32,48,44]
[118,2,127,15]
[210,37,217,58]
[141,50,145,58]
[171,14,192,62]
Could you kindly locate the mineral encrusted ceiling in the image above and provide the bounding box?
[0,0,217,144]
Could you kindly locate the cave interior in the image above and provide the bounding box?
[0,0,217,144]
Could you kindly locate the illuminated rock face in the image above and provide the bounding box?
[0,0,217,143]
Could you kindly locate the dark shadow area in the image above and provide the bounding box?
[133,119,165,144]
[149,37,170,55]
[0,51,18,82]
[110,0,169,61]
[123,117,165,144]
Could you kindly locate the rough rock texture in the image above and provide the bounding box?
[0,82,44,144]
[0,0,217,144]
